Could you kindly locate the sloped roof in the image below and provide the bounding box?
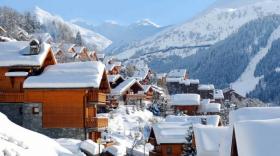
[214,89,224,99]
[24,61,105,89]
[108,74,124,83]
[0,41,51,67]
[111,78,143,95]
[229,107,280,125]
[194,125,228,156]
[142,85,152,93]
[234,118,280,156]
[170,94,201,106]
[165,115,220,127]
[198,84,215,91]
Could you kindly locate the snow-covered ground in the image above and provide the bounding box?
[231,25,280,96]
[98,105,162,156]
[0,112,73,156]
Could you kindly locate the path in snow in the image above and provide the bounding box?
[231,26,280,96]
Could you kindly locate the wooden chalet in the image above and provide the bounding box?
[132,67,152,85]
[0,40,56,103]
[110,78,145,105]
[213,89,224,104]
[89,51,98,61]
[23,61,110,141]
[107,74,125,108]
[51,43,77,63]
[73,46,91,62]
[106,63,121,75]
[169,94,201,115]
[198,84,215,99]
[149,115,221,156]
[197,99,221,115]
[223,88,245,102]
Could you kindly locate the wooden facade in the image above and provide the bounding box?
[174,105,199,115]
[0,49,56,103]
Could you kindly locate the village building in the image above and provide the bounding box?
[156,73,167,86]
[23,61,110,141]
[132,67,152,85]
[230,118,280,156]
[88,51,98,61]
[96,53,105,62]
[106,63,121,75]
[198,84,215,99]
[149,115,221,156]
[0,40,56,104]
[110,78,144,105]
[170,94,201,115]
[197,99,221,115]
[73,46,91,62]
[223,87,245,102]
[193,125,228,156]
[51,43,77,63]
[213,89,224,104]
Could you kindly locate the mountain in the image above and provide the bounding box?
[72,19,167,54]
[115,0,280,59]
[34,7,112,51]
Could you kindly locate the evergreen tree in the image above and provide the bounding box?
[75,31,83,46]
[181,125,196,156]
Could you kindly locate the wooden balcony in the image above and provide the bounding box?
[126,94,146,100]
[85,117,108,129]
[88,92,107,104]
[0,92,24,103]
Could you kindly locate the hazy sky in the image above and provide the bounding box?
[0,0,217,26]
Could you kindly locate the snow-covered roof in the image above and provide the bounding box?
[0,41,51,67]
[234,118,280,156]
[166,77,182,83]
[198,84,215,91]
[5,71,29,77]
[229,107,280,125]
[152,122,192,144]
[108,74,124,83]
[106,64,116,71]
[151,85,166,95]
[111,78,143,95]
[156,73,167,79]
[132,68,150,81]
[142,85,152,93]
[73,46,86,54]
[198,103,221,113]
[194,125,228,156]
[24,61,105,89]
[214,89,224,99]
[165,115,220,127]
[170,94,201,106]
[167,69,187,78]
[96,53,105,59]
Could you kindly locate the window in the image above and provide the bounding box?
[166,146,172,155]
[32,107,40,114]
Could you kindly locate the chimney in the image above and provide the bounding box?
[29,39,41,55]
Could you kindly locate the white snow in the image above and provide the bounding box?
[5,72,28,77]
[231,25,280,96]
[198,103,221,113]
[111,78,143,95]
[214,89,224,99]
[108,74,124,83]
[234,118,280,156]
[198,84,215,91]
[0,41,51,67]
[99,106,156,156]
[80,140,104,156]
[132,68,150,81]
[165,115,221,127]
[170,94,201,106]
[275,67,280,72]
[34,7,111,51]
[194,125,228,156]
[0,112,73,156]
[24,61,105,89]
[229,107,280,125]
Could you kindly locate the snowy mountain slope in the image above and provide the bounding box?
[116,0,280,59]
[34,7,111,51]
[72,19,167,55]
[0,112,73,156]
[231,25,280,96]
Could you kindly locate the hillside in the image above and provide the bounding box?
[34,7,112,51]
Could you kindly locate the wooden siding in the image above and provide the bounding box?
[85,117,108,128]
[25,89,86,128]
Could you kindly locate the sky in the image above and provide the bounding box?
[0,0,217,26]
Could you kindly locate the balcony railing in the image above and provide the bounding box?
[85,117,108,129]
[88,92,107,104]
[0,92,24,103]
